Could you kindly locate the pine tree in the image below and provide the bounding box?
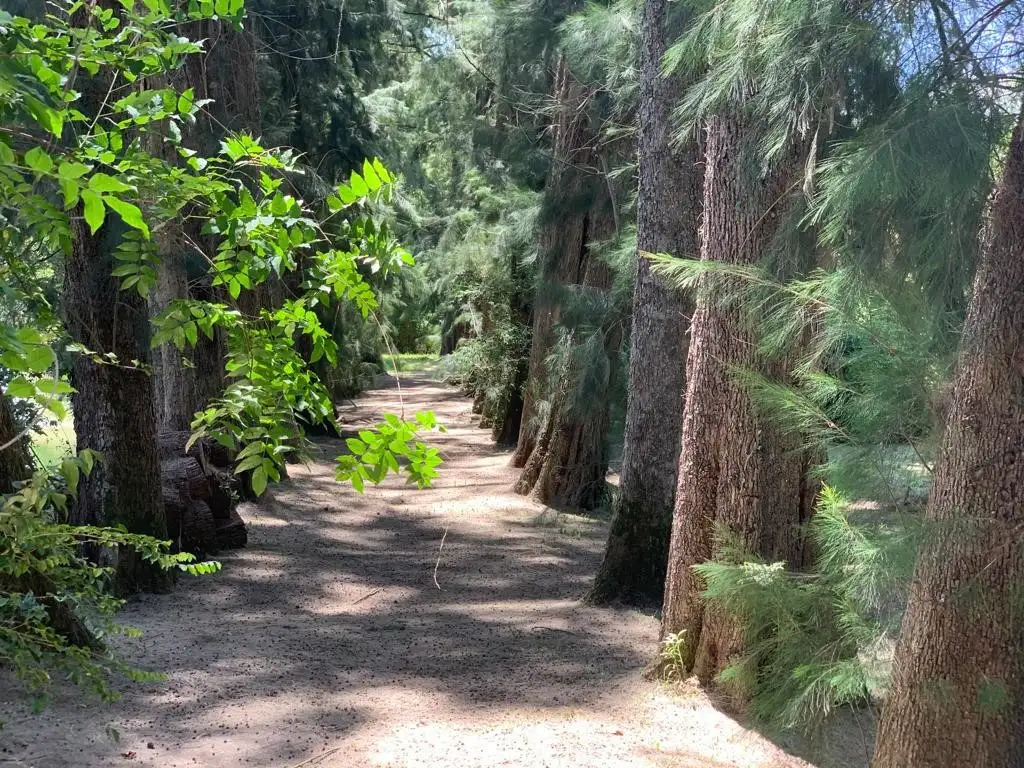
[510,47,630,509]
[871,104,1024,768]
[659,107,817,682]
[511,57,597,469]
[590,0,701,605]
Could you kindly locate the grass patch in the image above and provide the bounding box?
[380,353,442,376]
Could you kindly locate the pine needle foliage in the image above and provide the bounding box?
[653,256,948,503]
[664,0,885,157]
[438,189,539,419]
[695,485,921,731]
[538,226,634,422]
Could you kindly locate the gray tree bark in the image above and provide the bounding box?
[64,0,168,592]
[589,0,701,605]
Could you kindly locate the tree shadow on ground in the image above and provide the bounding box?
[0,377,870,768]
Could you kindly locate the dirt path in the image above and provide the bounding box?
[1,376,840,768]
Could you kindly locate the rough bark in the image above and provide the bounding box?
[65,210,168,591]
[64,3,168,591]
[151,247,198,431]
[493,355,527,447]
[589,0,701,605]
[520,209,621,510]
[147,40,227,433]
[871,108,1024,768]
[659,113,815,685]
[159,430,246,554]
[0,388,32,493]
[510,58,594,467]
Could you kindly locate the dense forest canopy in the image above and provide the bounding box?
[1,0,1022,764]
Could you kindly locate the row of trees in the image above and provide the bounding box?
[384,0,1023,761]
[0,0,442,703]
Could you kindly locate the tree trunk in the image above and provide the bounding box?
[659,112,815,686]
[147,42,227,433]
[65,214,169,591]
[493,245,533,447]
[589,0,701,605]
[151,239,199,432]
[0,388,32,494]
[518,209,621,510]
[871,108,1024,768]
[493,355,527,447]
[511,58,594,467]
[64,14,168,591]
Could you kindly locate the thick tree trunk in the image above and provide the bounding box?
[493,247,533,447]
[0,389,32,493]
[151,241,199,432]
[65,215,169,592]
[871,108,1024,768]
[659,113,815,685]
[511,58,594,467]
[518,209,621,510]
[64,7,167,591]
[493,355,527,447]
[589,0,701,605]
[147,42,227,433]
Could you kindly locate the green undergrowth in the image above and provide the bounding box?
[691,486,921,732]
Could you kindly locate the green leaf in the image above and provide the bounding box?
[61,458,80,495]
[362,159,382,191]
[336,184,357,205]
[346,438,366,455]
[235,441,264,460]
[234,454,263,473]
[88,173,133,194]
[104,196,149,237]
[35,378,72,394]
[24,146,54,174]
[6,377,35,398]
[349,172,369,197]
[25,96,64,137]
[372,158,393,183]
[59,162,90,180]
[251,466,268,496]
[81,190,105,234]
[60,178,81,209]
[177,87,196,115]
[24,344,54,373]
[80,449,96,476]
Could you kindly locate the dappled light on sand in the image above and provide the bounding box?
[0,376,828,768]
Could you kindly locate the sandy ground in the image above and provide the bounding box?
[0,375,868,768]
